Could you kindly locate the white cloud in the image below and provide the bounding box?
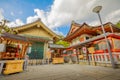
[46,0,97,28]
[27,15,39,23]
[34,9,47,23]
[0,8,4,21]
[26,9,48,24]
[25,0,97,35]
[4,0,120,35]
[89,21,100,26]
[26,0,91,28]
[7,19,24,27]
[105,9,120,23]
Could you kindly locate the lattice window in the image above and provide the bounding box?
[113,38,120,49]
[98,41,107,50]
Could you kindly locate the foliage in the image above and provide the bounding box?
[55,40,70,47]
[116,21,120,28]
[0,25,17,34]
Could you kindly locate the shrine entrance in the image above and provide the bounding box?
[29,42,44,59]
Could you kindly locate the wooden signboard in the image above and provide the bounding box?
[88,47,95,53]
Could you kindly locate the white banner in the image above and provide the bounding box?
[82,47,87,53]
[0,44,6,52]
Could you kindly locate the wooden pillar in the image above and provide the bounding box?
[109,24,114,33]
[86,48,90,65]
[76,48,79,64]
[44,42,48,59]
[88,47,96,66]
[21,43,29,58]
[91,53,95,65]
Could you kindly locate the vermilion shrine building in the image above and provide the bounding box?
[64,21,120,67]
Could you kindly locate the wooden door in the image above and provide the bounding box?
[29,42,44,59]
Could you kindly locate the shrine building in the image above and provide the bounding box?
[12,19,60,59]
[64,21,120,67]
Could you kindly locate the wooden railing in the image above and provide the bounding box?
[28,53,120,66]
[88,54,111,63]
[28,59,49,65]
[87,53,120,64]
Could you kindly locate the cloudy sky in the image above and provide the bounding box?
[0,0,120,36]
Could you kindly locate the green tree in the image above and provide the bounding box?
[116,20,120,28]
[0,25,17,34]
[0,20,17,34]
[55,40,70,47]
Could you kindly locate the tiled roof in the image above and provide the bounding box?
[12,19,60,40]
[49,44,65,49]
[0,33,28,42]
[22,34,51,42]
[64,22,120,41]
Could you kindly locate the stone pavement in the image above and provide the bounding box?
[0,64,120,80]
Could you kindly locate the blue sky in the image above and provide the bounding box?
[0,0,120,36]
[0,0,53,22]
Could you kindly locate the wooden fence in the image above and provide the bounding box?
[81,53,120,67]
[28,59,49,65]
[28,53,120,67]
[88,53,120,64]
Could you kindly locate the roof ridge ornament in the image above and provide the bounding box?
[37,18,41,21]
[71,20,75,24]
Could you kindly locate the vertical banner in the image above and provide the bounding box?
[0,44,6,52]
[82,47,87,54]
